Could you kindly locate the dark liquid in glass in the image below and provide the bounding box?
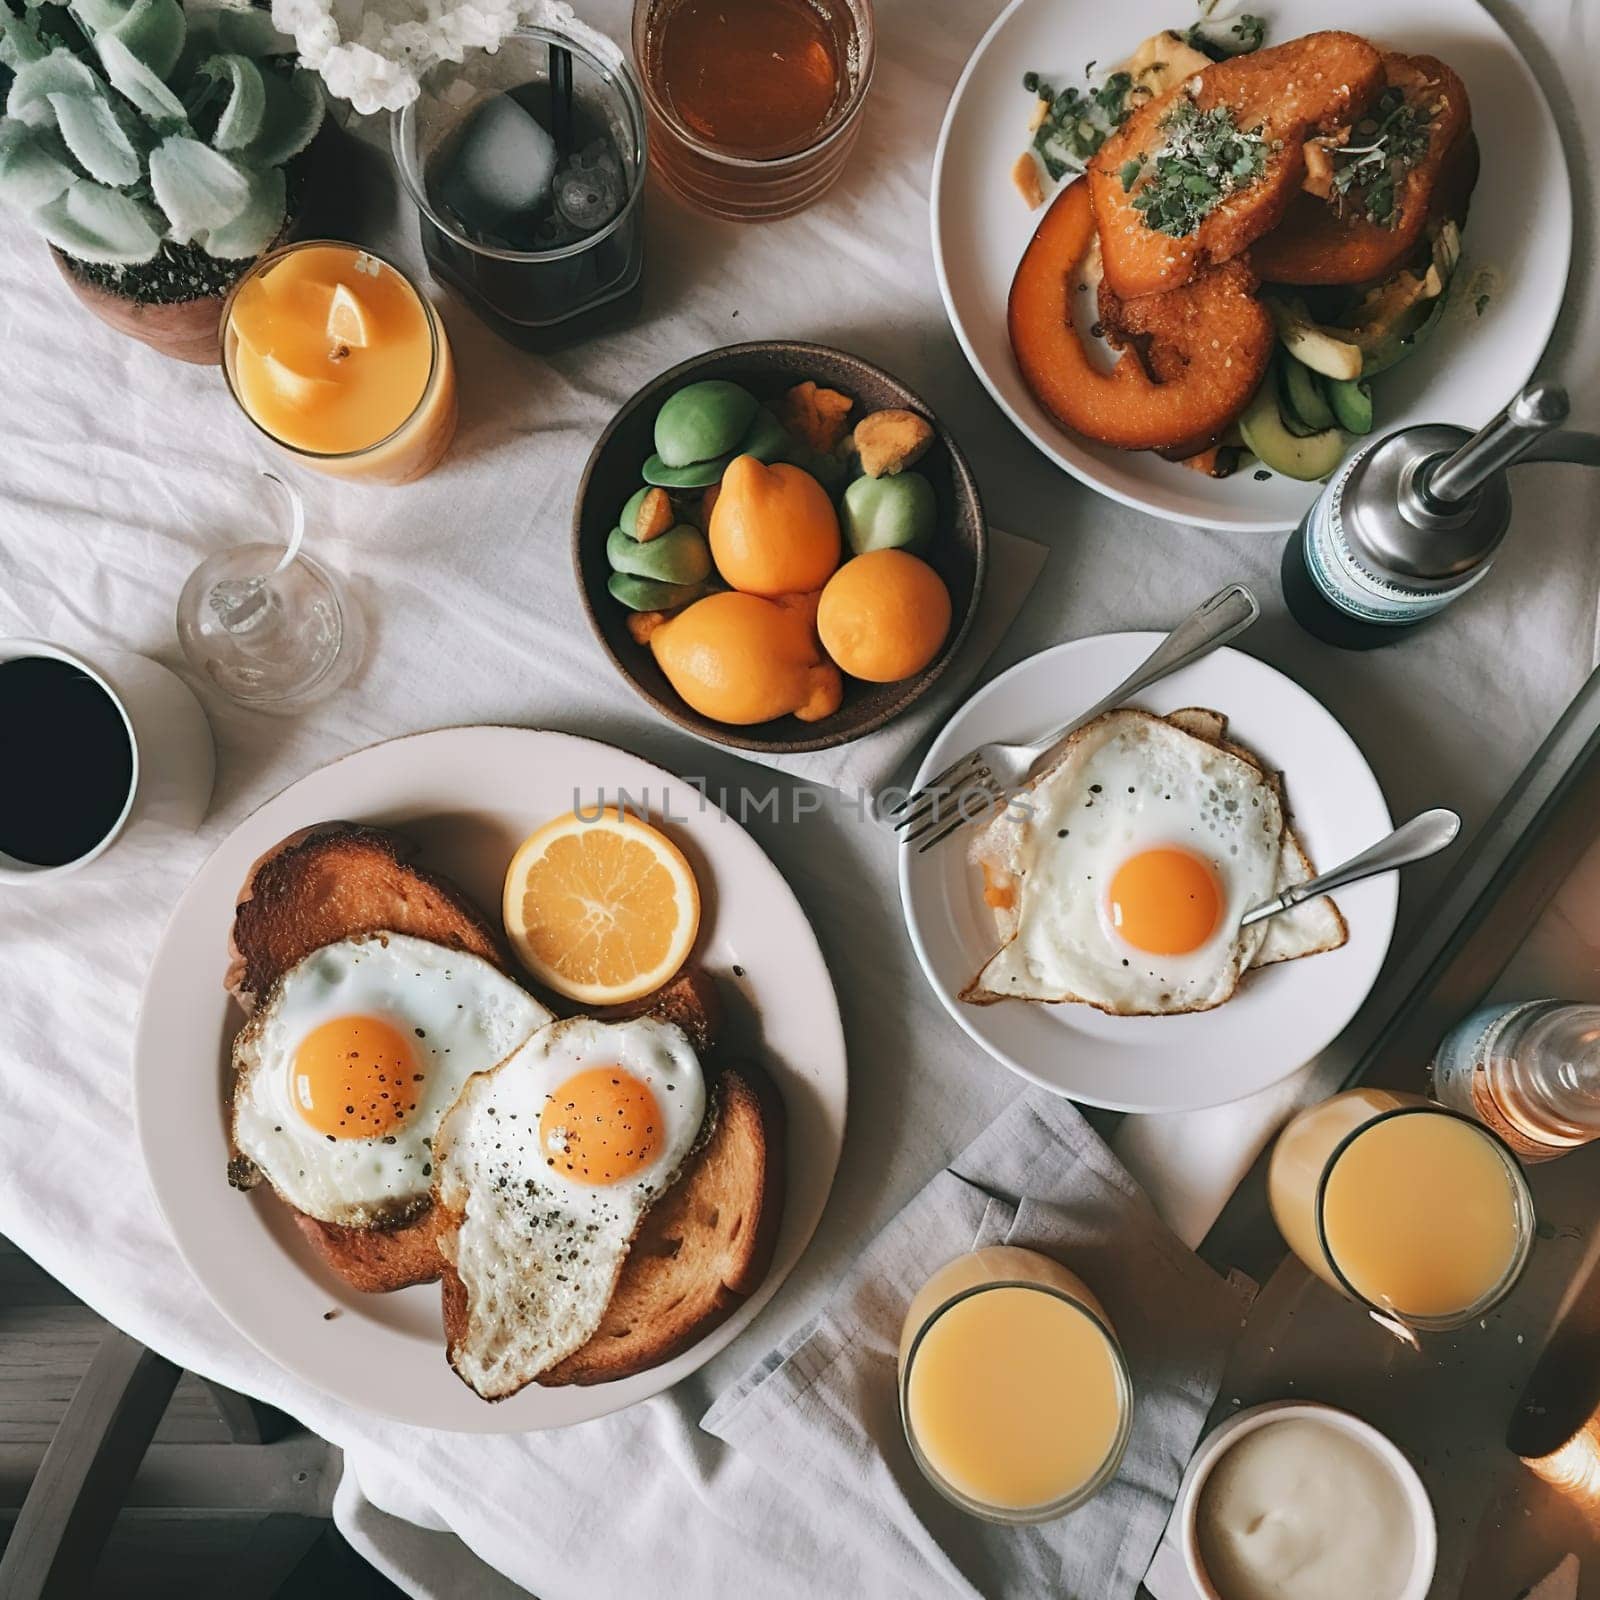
[422,82,643,352]
[0,657,134,866]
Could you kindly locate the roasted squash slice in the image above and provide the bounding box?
[1089,31,1385,300]
[1007,179,1273,455]
[1253,55,1474,287]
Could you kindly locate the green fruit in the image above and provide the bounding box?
[607,572,705,612]
[1239,363,1346,481]
[617,486,651,538]
[606,524,713,586]
[643,450,736,489]
[653,381,759,468]
[842,471,937,555]
[736,406,793,464]
[1326,377,1374,435]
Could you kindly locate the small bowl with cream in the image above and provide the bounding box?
[1176,1401,1436,1600]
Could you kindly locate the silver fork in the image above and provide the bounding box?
[888,583,1262,853]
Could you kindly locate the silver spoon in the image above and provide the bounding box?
[1239,808,1461,928]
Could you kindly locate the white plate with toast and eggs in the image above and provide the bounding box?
[900,635,1397,1112]
[135,727,846,1431]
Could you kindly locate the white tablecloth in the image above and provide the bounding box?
[1,2,1595,1596]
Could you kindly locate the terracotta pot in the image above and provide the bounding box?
[47,121,354,366]
[51,249,227,364]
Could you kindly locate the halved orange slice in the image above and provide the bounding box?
[503,808,700,1005]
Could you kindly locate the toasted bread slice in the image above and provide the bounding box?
[543,1062,783,1386]
[1253,54,1473,287]
[225,822,520,1295]
[226,822,506,1014]
[1090,32,1385,298]
[595,964,724,1056]
[1008,179,1272,454]
[437,1059,784,1394]
[292,1206,446,1294]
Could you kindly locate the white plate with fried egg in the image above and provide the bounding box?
[135,727,847,1431]
[899,635,1396,1110]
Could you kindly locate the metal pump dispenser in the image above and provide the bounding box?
[1281,382,1598,649]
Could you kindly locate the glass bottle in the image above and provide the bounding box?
[1280,385,1568,650]
[1430,1000,1600,1162]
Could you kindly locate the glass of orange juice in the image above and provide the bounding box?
[1268,1089,1535,1333]
[220,241,457,486]
[898,1246,1133,1522]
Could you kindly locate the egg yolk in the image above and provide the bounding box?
[1108,847,1222,955]
[540,1066,663,1186]
[292,1014,420,1139]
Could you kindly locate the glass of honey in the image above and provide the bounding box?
[898,1246,1133,1523]
[632,0,875,221]
[1268,1089,1536,1333]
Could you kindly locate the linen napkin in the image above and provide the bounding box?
[684,526,1049,795]
[701,1089,1247,1600]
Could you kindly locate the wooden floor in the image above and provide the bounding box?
[0,1235,405,1598]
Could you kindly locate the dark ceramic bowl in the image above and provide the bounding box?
[573,341,986,754]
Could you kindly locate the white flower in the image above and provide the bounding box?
[272,0,619,116]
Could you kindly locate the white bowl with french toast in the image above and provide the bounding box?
[931,0,1572,531]
[899,635,1397,1112]
[134,727,847,1430]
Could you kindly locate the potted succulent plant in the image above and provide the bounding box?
[0,0,326,362]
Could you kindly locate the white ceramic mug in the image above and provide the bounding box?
[1175,1400,1437,1600]
[0,639,216,884]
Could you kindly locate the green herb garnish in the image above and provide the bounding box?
[1123,98,1269,237]
[1028,67,1139,177]
[1092,70,1135,123]
[1231,15,1266,52]
[1330,87,1433,229]
[1184,11,1267,60]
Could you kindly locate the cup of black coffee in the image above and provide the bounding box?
[0,641,215,883]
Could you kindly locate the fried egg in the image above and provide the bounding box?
[231,933,552,1226]
[965,710,1293,1014]
[435,1015,707,1400]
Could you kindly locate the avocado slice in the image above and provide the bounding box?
[1266,296,1363,382]
[1339,221,1462,378]
[1240,365,1347,482]
[1280,357,1338,433]
[1327,377,1374,435]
